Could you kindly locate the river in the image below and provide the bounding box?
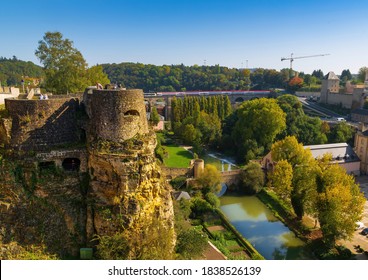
[220,194,311,260]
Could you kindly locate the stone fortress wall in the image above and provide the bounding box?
[4,96,80,151]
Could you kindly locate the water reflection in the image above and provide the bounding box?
[221,196,277,221]
[220,195,310,260]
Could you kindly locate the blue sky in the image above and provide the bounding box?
[2,0,367,74]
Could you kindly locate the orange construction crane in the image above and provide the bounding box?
[281,53,330,70]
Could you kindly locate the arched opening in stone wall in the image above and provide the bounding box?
[235,97,244,103]
[124,110,140,116]
[62,158,80,172]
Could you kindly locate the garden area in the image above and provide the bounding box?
[155,132,193,168]
[162,144,192,168]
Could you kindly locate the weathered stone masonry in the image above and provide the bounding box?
[4,96,80,151]
[0,88,175,258]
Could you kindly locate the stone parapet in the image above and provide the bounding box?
[4,97,80,151]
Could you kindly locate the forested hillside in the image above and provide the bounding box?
[102,63,292,92]
[0,57,44,86]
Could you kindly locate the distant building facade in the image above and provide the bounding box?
[319,71,368,110]
[354,124,368,174]
[351,108,368,123]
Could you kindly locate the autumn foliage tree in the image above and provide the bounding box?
[270,136,317,219]
[267,159,293,201]
[287,76,304,93]
[195,164,222,194]
[268,136,365,247]
[315,161,365,247]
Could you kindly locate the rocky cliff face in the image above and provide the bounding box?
[0,132,175,259]
[0,160,88,258]
[86,130,175,258]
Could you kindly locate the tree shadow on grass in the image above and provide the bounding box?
[176,150,193,160]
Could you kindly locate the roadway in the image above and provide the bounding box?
[298,97,343,118]
[297,97,359,128]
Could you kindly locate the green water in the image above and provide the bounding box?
[220,195,311,260]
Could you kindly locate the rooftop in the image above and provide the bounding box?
[323,71,339,80]
[304,143,359,162]
[172,191,191,201]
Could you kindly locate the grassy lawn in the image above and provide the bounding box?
[163,144,193,168]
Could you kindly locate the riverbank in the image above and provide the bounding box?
[256,189,318,243]
[220,193,310,259]
[200,210,264,260]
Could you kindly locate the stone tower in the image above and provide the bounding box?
[320,71,340,104]
[84,89,148,142]
[193,159,204,178]
[84,88,174,258]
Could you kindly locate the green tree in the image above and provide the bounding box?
[149,106,160,126]
[340,69,352,84]
[276,94,327,145]
[196,111,221,147]
[85,65,110,87]
[294,116,328,145]
[190,197,214,216]
[232,98,286,162]
[357,67,368,83]
[223,95,233,119]
[328,122,354,144]
[316,163,365,247]
[35,31,88,94]
[195,164,222,194]
[276,94,304,139]
[180,123,202,146]
[277,94,303,116]
[239,161,265,194]
[173,199,192,233]
[205,192,220,208]
[312,69,324,80]
[176,227,208,259]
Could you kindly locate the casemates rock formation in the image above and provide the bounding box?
[0,88,174,258]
